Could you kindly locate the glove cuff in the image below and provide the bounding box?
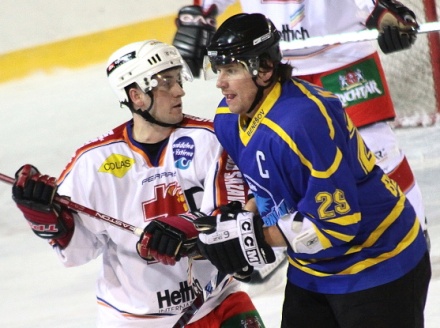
[236,212,276,266]
[366,0,418,31]
[17,203,75,248]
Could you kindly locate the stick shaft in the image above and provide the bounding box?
[0,172,144,237]
[280,22,440,54]
[1,172,202,259]
[172,272,227,328]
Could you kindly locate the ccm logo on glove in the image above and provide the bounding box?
[239,216,262,264]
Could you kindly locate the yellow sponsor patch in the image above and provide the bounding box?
[98,154,135,178]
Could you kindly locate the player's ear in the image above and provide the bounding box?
[128,86,146,109]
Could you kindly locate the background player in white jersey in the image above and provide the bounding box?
[172,0,430,247]
[193,13,431,328]
[10,40,265,327]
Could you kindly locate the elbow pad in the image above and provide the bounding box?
[276,212,324,254]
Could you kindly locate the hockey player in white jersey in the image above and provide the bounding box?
[172,0,430,248]
[11,40,265,327]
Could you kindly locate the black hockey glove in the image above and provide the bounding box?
[172,5,217,77]
[195,206,276,280]
[366,0,419,54]
[12,164,75,248]
[136,211,203,265]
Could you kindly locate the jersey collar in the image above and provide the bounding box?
[239,82,282,146]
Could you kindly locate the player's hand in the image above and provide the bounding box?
[12,164,74,248]
[366,0,419,54]
[136,212,202,265]
[195,207,276,277]
[172,5,217,78]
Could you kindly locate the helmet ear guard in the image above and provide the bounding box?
[107,40,193,103]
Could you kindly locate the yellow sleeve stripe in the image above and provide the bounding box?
[287,195,419,277]
[288,218,419,277]
[339,218,420,275]
[315,228,332,249]
[355,193,406,249]
[344,195,405,256]
[326,213,361,225]
[322,229,354,243]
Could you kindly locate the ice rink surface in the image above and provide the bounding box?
[0,65,439,327]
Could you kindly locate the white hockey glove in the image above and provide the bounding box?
[366,0,419,54]
[195,209,276,277]
[276,212,324,254]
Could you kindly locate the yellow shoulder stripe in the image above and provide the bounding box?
[262,118,342,178]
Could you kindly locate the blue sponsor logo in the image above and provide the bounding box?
[173,137,195,170]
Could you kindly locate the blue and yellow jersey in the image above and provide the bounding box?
[214,78,427,294]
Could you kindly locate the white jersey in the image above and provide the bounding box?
[54,115,247,326]
[204,0,377,74]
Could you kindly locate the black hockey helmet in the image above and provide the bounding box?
[206,13,282,76]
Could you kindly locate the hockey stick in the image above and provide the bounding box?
[0,175,244,324]
[172,271,229,328]
[280,21,440,54]
[0,172,202,258]
[1,170,214,326]
[0,172,144,236]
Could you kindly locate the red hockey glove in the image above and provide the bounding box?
[136,212,202,265]
[196,209,276,279]
[12,164,74,248]
[172,5,217,77]
[366,0,419,54]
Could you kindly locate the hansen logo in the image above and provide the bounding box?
[321,58,385,108]
[98,154,135,178]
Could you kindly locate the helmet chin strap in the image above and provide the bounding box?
[246,74,276,114]
[132,91,181,128]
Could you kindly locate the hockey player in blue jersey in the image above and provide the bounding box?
[194,13,431,328]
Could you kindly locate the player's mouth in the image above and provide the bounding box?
[224,93,236,104]
[172,103,182,111]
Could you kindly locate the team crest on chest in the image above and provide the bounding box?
[172,136,195,170]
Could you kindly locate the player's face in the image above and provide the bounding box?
[215,63,258,115]
[150,68,185,124]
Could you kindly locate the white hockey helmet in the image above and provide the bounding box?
[106,40,193,103]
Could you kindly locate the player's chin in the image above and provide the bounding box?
[168,112,184,124]
[228,103,246,115]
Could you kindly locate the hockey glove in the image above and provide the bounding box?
[366,0,419,54]
[12,164,74,248]
[172,5,217,77]
[136,212,203,265]
[196,210,276,277]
